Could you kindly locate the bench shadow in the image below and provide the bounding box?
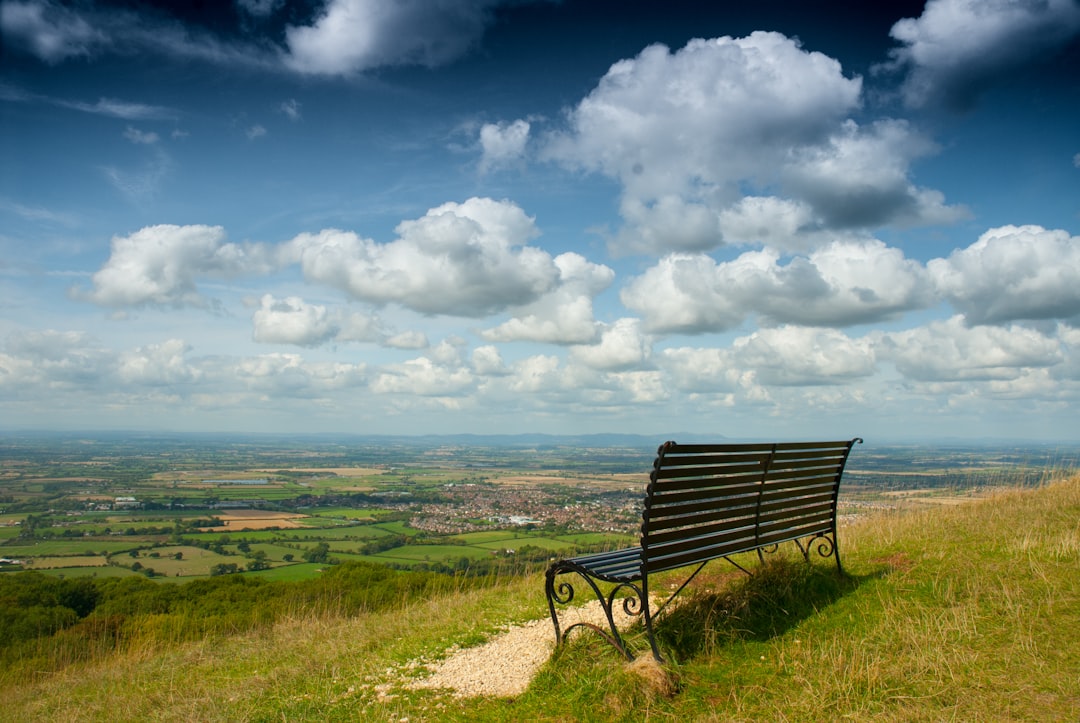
[647,557,884,662]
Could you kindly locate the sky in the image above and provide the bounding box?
[1,0,1079,441]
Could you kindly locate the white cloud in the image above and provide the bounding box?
[252,295,337,347]
[620,254,746,334]
[506,354,564,394]
[74,224,274,308]
[878,316,1063,382]
[614,196,722,255]
[383,330,429,349]
[570,318,651,371]
[782,119,968,229]
[56,96,177,121]
[546,33,860,195]
[123,126,159,144]
[478,119,530,173]
[247,124,267,140]
[659,326,876,394]
[544,32,864,253]
[283,0,499,75]
[116,339,198,385]
[372,356,474,396]
[284,197,560,317]
[887,0,1080,110]
[471,345,507,376]
[544,31,965,252]
[622,240,932,334]
[928,225,1080,325]
[480,252,614,344]
[659,347,743,393]
[336,312,385,344]
[731,327,876,386]
[1073,152,1080,168]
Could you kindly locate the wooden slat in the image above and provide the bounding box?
[646,512,762,545]
[645,485,759,509]
[644,499,758,530]
[652,462,764,479]
[657,452,770,469]
[652,467,763,486]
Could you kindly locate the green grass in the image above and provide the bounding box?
[2,475,1078,721]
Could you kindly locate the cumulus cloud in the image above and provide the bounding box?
[480,252,614,344]
[878,316,1063,381]
[116,339,199,385]
[660,347,743,394]
[383,330,429,349]
[781,119,968,229]
[887,0,1080,110]
[471,345,507,375]
[73,224,274,308]
[544,31,962,252]
[622,240,932,334]
[570,318,651,371]
[733,327,876,386]
[660,326,875,391]
[252,295,338,347]
[928,225,1080,325]
[478,119,530,173]
[283,0,500,75]
[284,197,559,317]
[372,356,474,396]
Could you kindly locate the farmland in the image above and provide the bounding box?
[2,432,1077,582]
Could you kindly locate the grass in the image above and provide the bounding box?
[2,475,1078,721]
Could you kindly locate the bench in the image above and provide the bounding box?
[545,438,862,662]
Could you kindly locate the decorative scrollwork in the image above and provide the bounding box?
[550,579,576,605]
[618,587,644,617]
[813,533,836,559]
[760,543,780,556]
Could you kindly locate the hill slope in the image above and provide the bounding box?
[5,475,1078,721]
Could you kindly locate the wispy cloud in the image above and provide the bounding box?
[280,98,301,121]
[0,196,78,226]
[123,126,159,144]
[101,148,172,205]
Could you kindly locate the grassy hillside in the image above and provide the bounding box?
[3,475,1078,721]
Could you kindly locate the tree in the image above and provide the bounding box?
[302,542,331,564]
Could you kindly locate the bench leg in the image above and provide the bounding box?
[545,562,644,662]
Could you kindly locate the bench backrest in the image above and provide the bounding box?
[640,439,861,574]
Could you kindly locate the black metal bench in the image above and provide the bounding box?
[545,438,862,662]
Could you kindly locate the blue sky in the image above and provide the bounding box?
[2,0,1079,440]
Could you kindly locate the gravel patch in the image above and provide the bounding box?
[404,600,637,698]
